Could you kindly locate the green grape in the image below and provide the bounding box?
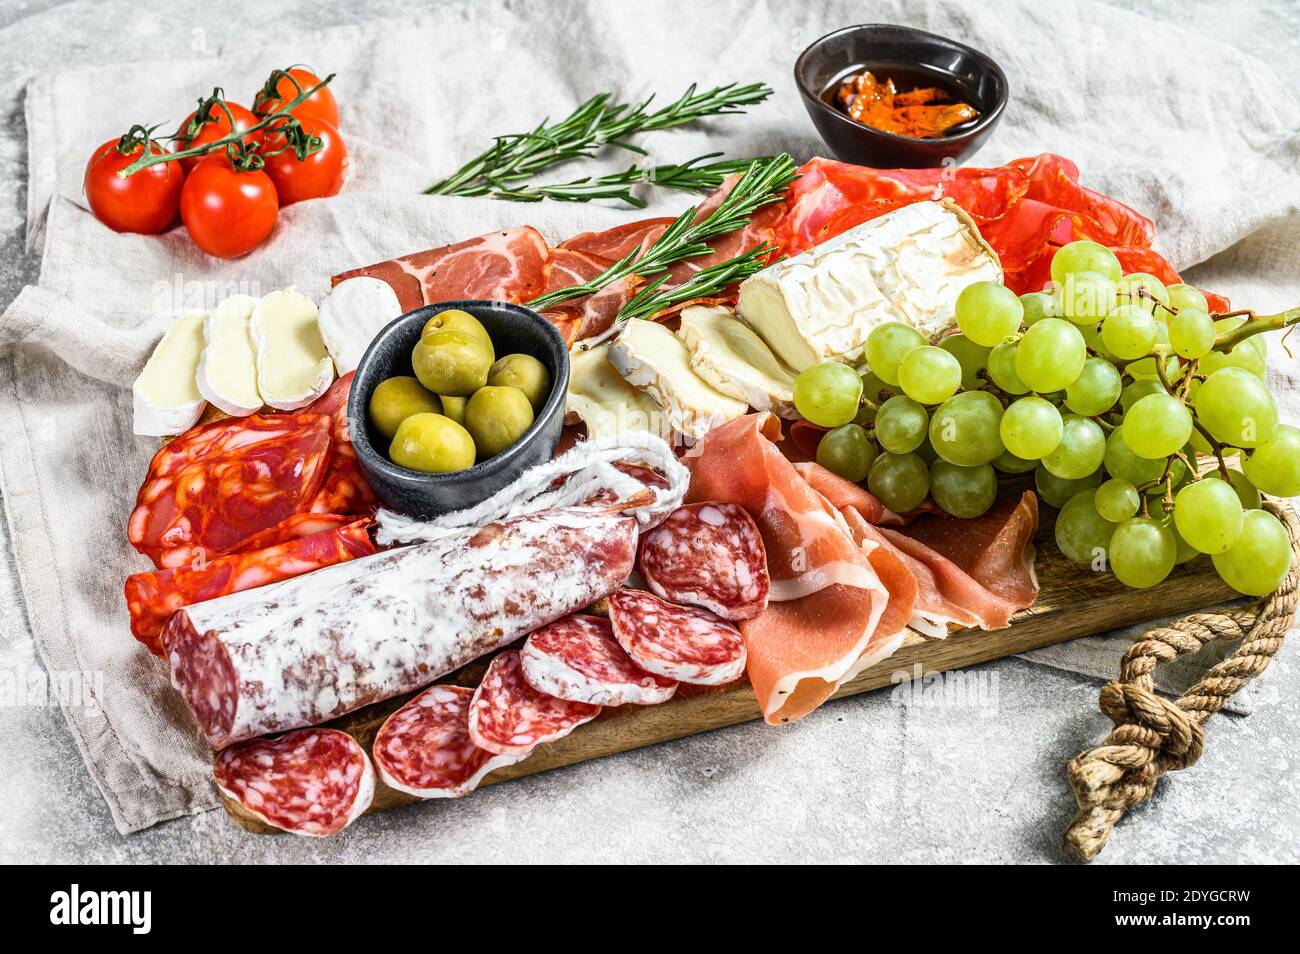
[1015,318,1087,393]
[1120,378,1165,413]
[865,323,926,386]
[993,448,1038,474]
[1051,240,1123,285]
[1122,393,1193,460]
[1043,415,1106,479]
[955,281,1024,346]
[1212,509,1294,596]
[1167,283,1209,314]
[1000,396,1063,460]
[1173,477,1244,554]
[1060,271,1118,324]
[987,340,1029,394]
[1035,463,1103,508]
[929,390,1005,466]
[793,361,863,427]
[1201,340,1267,379]
[1104,425,1166,487]
[915,434,939,465]
[1194,367,1278,448]
[1124,353,1181,383]
[938,334,991,390]
[1101,304,1158,360]
[1167,516,1200,565]
[1169,307,1214,359]
[1225,468,1262,510]
[1080,321,1117,361]
[1242,424,1300,497]
[929,460,997,518]
[1065,356,1122,416]
[1109,517,1177,588]
[1020,290,1059,327]
[816,424,878,483]
[1095,478,1140,522]
[875,395,929,454]
[1115,272,1170,316]
[898,346,962,405]
[1055,490,1117,566]
[867,451,930,513]
[855,370,891,424]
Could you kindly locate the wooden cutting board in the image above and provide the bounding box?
[220,507,1239,834]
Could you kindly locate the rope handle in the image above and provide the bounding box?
[1064,499,1299,861]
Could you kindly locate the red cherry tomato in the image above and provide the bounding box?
[262,117,348,205]
[178,101,261,173]
[84,136,184,234]
[180,154,279,258]
[253,68,339,128]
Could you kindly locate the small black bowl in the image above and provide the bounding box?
[349,299,570,519]
[795,24,1008,168]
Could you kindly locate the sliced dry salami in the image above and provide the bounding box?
[372,685,521,799]
[608,588,747,686]
[639,502,769,620]
[212,728,374,837]
[468,650,601,756]
[520,615,677,706]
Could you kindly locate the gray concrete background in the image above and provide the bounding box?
[1,0,1297,864]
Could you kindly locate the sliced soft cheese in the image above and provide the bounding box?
[677,304,799,420]
[607,318,746,441]
[566,343,665,440]
[250,289,335,411]
[133,311,208,437]
[737,199,1002,371]
[317,276,404,374]
[196,294,261,416]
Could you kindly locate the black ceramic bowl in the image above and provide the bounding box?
[795,24,1008,168]
[349,299,570,519]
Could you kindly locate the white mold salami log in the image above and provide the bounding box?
[468,650,602,756]
[373,685,521,799]
[213,728,374,836]
[608,589,747,686]
[164,508,637,749]
[521,615,678,706]
[639,502,769,620]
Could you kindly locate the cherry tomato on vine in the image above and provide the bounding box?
[180,153,279,258]
[84,135,184,234]
[178,101,261,173]
[253,67,339,128]
[262,117,348,205]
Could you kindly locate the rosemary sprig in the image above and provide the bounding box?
[621,245,775,320]
[487,154,777,206]
[425,82,772,197]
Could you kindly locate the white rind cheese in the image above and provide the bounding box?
[250,289,335,411]
[196,294,261,417]
[317,276,404,374]
[566,343,665,440]
[607,318,746,441]
[677,305,799,420]
[736,199,1002,371]
[133,311,208,437]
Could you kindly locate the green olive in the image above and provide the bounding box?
[369,376,442,440]
[487,353,550,412]
[412,330,492,397]
[465,386,534,458]
[438,394,467,426]
[421,310,494,360]
[388,412,476,473]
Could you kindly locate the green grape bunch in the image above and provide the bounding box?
[789,238,1299,599]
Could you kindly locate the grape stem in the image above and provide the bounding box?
[1210,305,1300,351]
[1190,417,1233,481]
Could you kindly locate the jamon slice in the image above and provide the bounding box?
[793,462,902,526]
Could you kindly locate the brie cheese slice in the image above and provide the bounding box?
[737,199,1002,371]
[677,305,799,419]
[133,311,208,436]
[566,343,665,440]
[317,276,404,374]
[250,289,335,411]
[607,318,746,441]
[196,294,261,416]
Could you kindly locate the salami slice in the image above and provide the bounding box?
[468,650,601,756]
[608,589,747,685]
[373,685,521,798]
[639,502,769,620]
[212,728,374,837]
[520,615,677,706]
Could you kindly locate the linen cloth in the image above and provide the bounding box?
[1,0,1297,832]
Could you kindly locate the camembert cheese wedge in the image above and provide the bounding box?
[317,276,404,374]
[607,318,746,441]
[133,311,208,436]
[677,305,799,420]
[250,289,335,411]
[196,294,261,417]
[737,199,1001,371]
[566,343,664,440]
